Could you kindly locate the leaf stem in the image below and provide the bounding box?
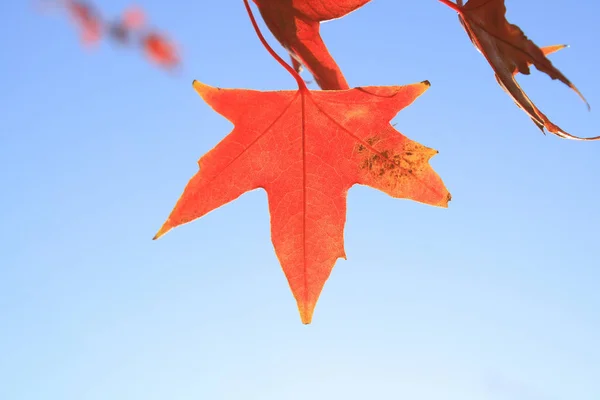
[242,0,308,91]
[438,0,461,13]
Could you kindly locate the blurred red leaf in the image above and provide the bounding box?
[142,32,180,69]
[107,6,145,45]
[122,5,145,30]
[66,0,103,47]
[41,1,181,71]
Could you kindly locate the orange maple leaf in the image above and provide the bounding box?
[153,80,450,324]
[440,0,599,140]
[155,70,454,324]
[153,0,449,324]
[252,0,371,90]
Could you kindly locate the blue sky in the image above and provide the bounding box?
[0,0,598,399]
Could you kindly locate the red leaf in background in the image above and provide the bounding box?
[122,5,145,30]
[153,80,450,323]
[142,32,180,70]
[440,0,599,140]
[40,1,182,72]
[65,0,103,47]
[108,5,146,44]
[252,0,371,90]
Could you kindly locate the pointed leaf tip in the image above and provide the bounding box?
[153,224,171,240]
[192,79,210,92]
[192,80,202,90]
[299,303,315,325]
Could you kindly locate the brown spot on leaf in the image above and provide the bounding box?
[358,140,436,190]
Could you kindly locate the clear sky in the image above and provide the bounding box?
[0,1,599,399]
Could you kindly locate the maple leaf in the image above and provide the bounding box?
[153,80,450,323]
[252,0,371,90]
[440,0,599,140]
